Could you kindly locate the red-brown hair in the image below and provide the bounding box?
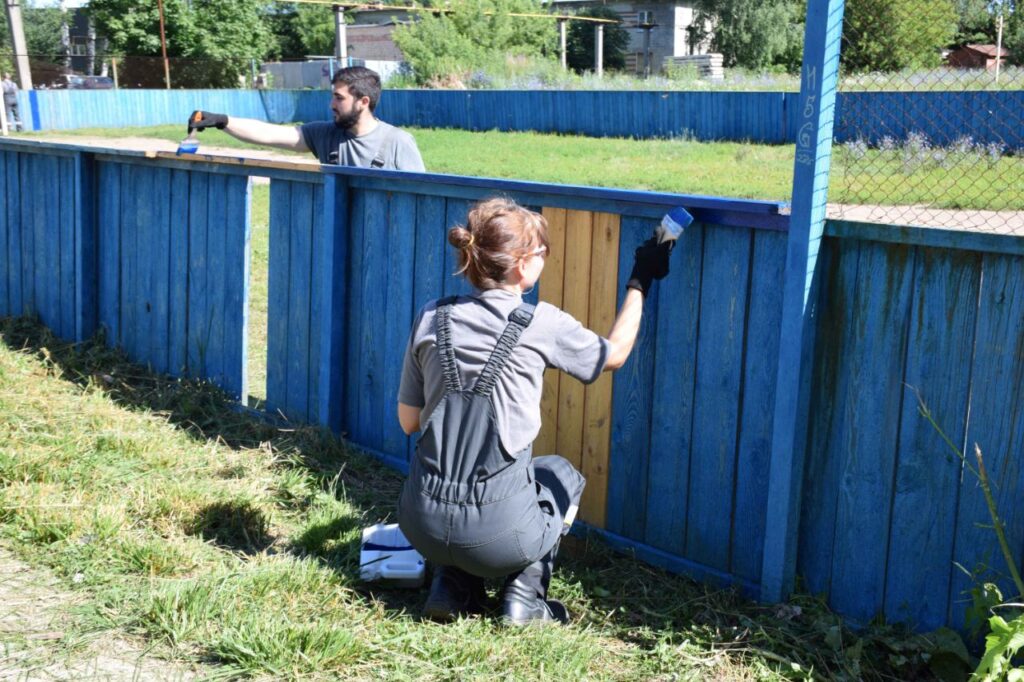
[448,197,550,290]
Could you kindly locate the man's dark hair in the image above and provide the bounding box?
[332,66,382,111]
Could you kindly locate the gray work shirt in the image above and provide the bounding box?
[299,120,425,170]
[398,289,611,454]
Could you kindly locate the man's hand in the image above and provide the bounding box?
[188,110,228,133]
[626,237,673,297]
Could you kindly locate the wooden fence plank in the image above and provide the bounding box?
[223,175,251,400]
[266,179,291,414]
[343,189,367,438]
[443,199,474,298]
[39,156,58,329]
[828,241,916,623]
[308,182,325,421]
[884,247,980,630]
[555,209,594,471]
[2,153,20,316]
[149,167,171,374]
[204,173,229,385]
[285,180,313,421]
[797,239,854,596]
[121,164,139,361]
[355,190,391,448]
[644,222,704,554]
[97,162,120,343]
[186,171,209,378]
[606,215,659,539]
[58,157,75,339]
[19,154,33,315]
[731,229,787,583]
[948,251,1024,631]
[382,192,418,458]
[167,169,190,377]
[580,211,620,527]
[409,194,448,460]
[536,207,567,457]
[685,225,753,572]
[0,152,8,316]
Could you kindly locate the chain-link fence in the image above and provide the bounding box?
[830,2,1024,234]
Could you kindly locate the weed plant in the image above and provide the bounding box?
[0,317,968,680]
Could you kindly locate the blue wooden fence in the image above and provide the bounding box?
[15,88,1024,148]
[2,138,1023,636]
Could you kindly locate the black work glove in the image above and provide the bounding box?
[626,237,672,297]
[187,110,228,133]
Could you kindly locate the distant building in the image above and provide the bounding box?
[347,21,408,62]
[546,0,712,74]
[947,44,1011,70]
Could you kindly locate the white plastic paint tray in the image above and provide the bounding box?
[359,523,426,588]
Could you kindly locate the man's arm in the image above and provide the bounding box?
[223,117,309,153]
[188,111,308,153]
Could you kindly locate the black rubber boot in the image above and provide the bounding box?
[501,542,568,626]
[421,565,488,622]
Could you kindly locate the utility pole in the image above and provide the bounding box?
[558,18,567,70]
[594,24,604,77]
[334,5,348,64]
[157,0,171,88]
[995,4,1004,85]
[3,0,33,90]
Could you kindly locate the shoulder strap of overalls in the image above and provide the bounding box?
[435,296,462,394]
[472,303,536,397]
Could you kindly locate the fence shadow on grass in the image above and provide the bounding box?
[0,316,956,679]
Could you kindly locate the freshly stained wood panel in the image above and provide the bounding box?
[644,222,704,554]
[685,225,752,572]
[343,190,367,438]
[828,241,916,623]
[731,229,786,583]
[948,252,1024,631]
[204,173,229,386]
[38,156,59,330]
[266,179,292,415]
[580,211,620,527]
[536,207,567,457]
[120,164,139,362]
[555,209,593,472]
[884,247,980,630]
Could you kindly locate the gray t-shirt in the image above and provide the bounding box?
[299,120,425,170]
[398,289,611,454]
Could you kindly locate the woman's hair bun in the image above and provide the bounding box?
[448,225,473,249]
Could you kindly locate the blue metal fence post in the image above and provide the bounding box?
[760,0,846,602]
[73,151,98,342]
[314,172,349,433]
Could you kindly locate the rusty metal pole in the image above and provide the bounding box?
[157,0,171,89]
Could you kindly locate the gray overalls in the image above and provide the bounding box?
[398,297,586,579]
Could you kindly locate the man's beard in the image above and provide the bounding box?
[333,107,360,130]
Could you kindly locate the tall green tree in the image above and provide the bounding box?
[842,0,957,72]
[1006,3,1023,65]
[565,7,629,73]
[292,4,336,56]
[392,0,557,85]
[689,0,804,71]
[87,0,275,87]
[954,0,996,45]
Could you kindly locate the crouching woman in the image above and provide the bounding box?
[396,197,673,625]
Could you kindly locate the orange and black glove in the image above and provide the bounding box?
[187,110,228,133]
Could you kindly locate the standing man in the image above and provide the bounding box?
[187,66,424,171]
[2,73,22,132]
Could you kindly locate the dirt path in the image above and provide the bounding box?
[0,545,200,681]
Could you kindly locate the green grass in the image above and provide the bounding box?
[20,124,1024,210]
[0,318,968,680]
